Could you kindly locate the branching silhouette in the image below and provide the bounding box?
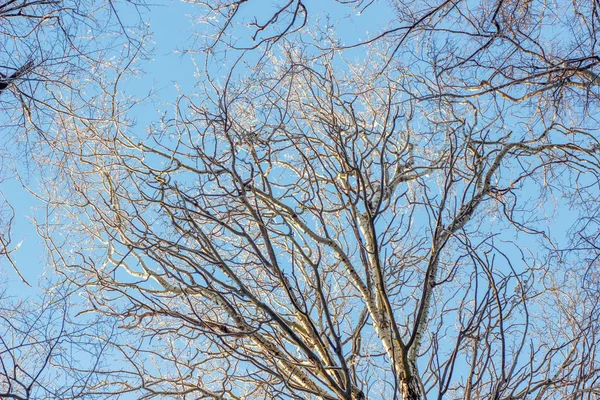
[0,60,33,93]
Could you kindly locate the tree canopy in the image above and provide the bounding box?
[2,1,600,399]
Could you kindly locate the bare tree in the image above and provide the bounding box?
[0,0,148,276]
[11,0,600,399]
[0,0,148,139]
[0,1,146,398]
[0,281,120,400]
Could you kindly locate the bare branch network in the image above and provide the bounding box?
[1,0,600,399]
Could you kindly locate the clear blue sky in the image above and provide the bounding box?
[3,0,577,288]
[2,0,400,289]
[0,1,587,398]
